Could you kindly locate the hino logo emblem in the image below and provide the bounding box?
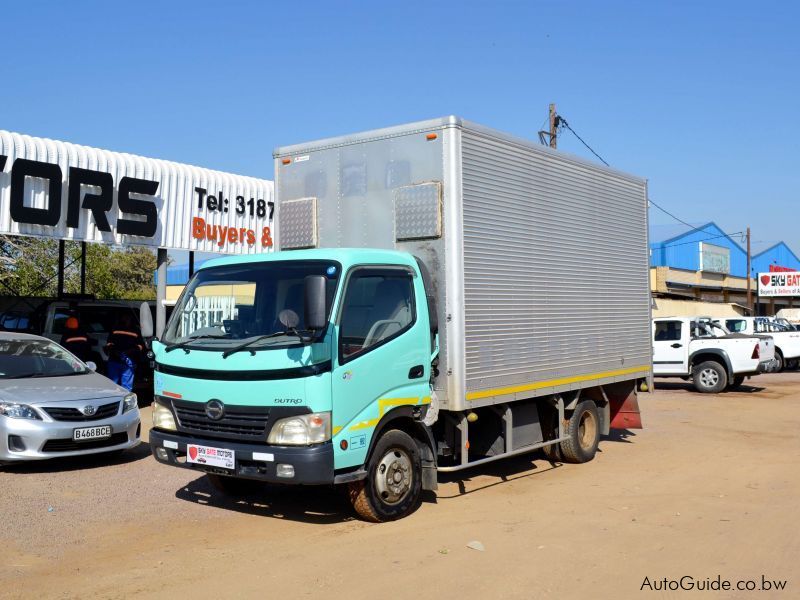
[81,405,97,416]
[205,400,225,421]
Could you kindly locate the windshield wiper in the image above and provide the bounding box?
[221,330,310,359]
[165,334,229,353]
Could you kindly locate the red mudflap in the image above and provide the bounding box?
[609,394,643,430]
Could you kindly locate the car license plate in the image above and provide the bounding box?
[73,425,112,441]
[186,444,235,470]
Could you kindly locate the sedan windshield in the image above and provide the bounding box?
[0,339,89,379]
[162,260,340,348]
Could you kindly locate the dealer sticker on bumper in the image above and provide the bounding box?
[186,444,235,470]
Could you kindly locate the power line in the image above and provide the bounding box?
[551,109,746,245]
[555,116,610,166]
[658,232,745,249]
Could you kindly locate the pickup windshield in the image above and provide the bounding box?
[162,261,340,349]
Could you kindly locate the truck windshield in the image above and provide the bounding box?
[162,261,340,348]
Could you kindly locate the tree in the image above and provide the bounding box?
[0,235,159,300]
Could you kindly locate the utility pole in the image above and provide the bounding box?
[549,103,557,149]
[746,226,752,313]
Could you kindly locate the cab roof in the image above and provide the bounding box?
[198,248,418,272]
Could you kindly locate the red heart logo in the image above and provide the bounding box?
[188,446,198,460]
[760,275,771,286]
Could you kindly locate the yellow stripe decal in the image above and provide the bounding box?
[349,418,379,431]
[332,426,343,436]
[466,365,652,401]
[347,396,431,431]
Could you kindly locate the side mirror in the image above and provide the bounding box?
[304,275,327,331]
[85,361,97,372]
[139,301,154,339]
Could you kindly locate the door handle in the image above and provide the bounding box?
[671,343,682,348]
[408,365,424,379]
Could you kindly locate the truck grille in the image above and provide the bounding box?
[171,399,270,442]
[43,401,120,422]
[42,432,128,453]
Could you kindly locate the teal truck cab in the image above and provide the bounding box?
[150,118,652,521]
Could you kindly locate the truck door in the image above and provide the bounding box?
[331,266,430,469]
[652,319,688,375]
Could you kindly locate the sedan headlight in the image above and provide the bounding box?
[152,400,177,431]
[0,402,41,420]
[122,393,138,413]
[267,412,331,445]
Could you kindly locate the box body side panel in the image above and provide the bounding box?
[459,128,651,405]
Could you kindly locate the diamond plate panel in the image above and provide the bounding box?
[394,182,442,241]
[279,197,317,249]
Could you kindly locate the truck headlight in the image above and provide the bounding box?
[0,402,41,420]
[267,412,331,445]
[152,400,177,431]
[122,393,138,413]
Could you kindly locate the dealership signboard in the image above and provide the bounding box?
[758,272,800,297]
[698,241,730,274]
[0,130,273,254]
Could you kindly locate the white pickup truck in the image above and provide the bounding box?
[653,317,775,393]
[720,316,800,372]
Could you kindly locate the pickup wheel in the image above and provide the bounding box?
[206,473,260,496]
[729,375,746,389]
[692,361,728,393]
[348,429,422,522]
[774,351,784,372]
[559,400,600,464]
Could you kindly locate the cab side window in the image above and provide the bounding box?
[654,321,682,342]
[339,270,415,361]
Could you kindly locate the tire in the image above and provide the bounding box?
[559,400,600,464]
[729,375,745,389]
[774,351,784,373]
[542,442,562,462]
[692,361,728,393]
[348,429,422,522]
[206,473,260,496]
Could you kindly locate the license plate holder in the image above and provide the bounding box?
[186,444,236,471]
[73,425,112,442]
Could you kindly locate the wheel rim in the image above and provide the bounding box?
[577,409,598,451]
[699,368,719,387]
[374,448,413,505]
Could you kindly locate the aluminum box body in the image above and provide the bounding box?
[274,117,652,411]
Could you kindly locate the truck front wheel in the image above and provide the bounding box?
[348,429,422,522]
[559,400,600,464]
[692,361,728,393]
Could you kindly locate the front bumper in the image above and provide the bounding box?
[149,429,334,485]
[0,410,141,462]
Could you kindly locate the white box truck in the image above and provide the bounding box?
[150,117,653,521]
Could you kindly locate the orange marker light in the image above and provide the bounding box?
[163,391,182,399]
[426,133,438,141]
[281,158,291,165]
[340,440,348,450]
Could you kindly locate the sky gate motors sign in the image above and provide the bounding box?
[758,272,800,297]
[0,131,273,254]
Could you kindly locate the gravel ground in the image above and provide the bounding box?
[2,373,799,599]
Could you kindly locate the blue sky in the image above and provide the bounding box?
[2,0,798,255]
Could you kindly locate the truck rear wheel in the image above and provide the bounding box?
[348,429,422,522]
[559,400,600,464]
[692,361,727,393]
